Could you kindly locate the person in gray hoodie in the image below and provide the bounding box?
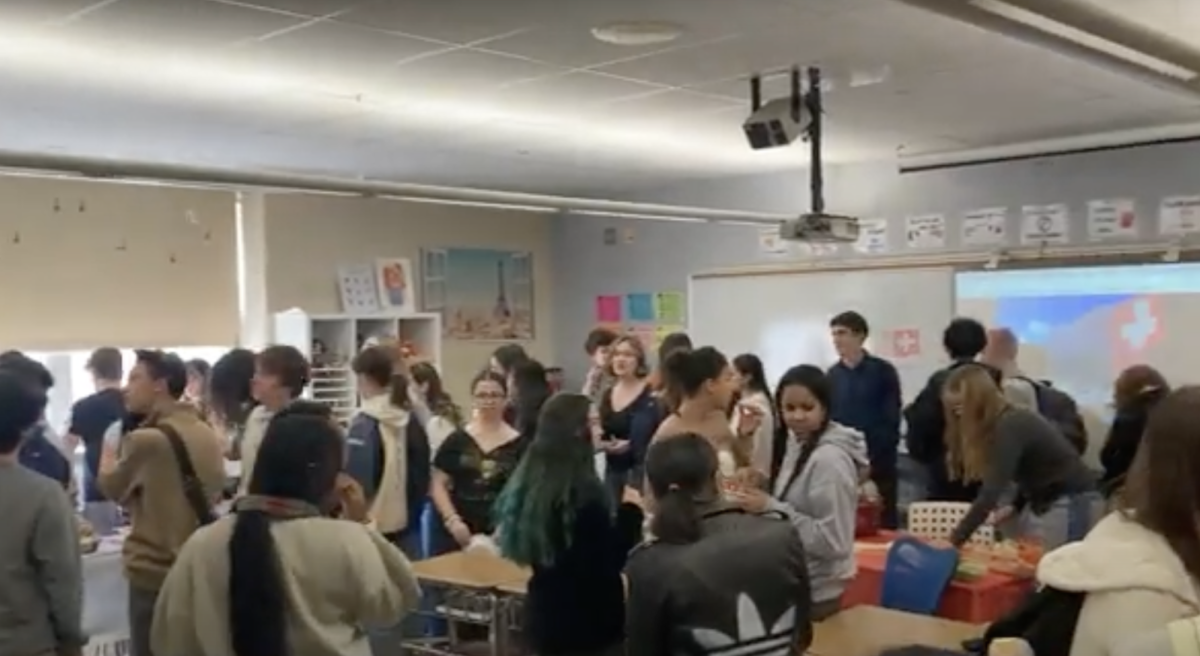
[730,364,867,620]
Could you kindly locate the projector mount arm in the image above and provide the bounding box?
[748,66,826,215]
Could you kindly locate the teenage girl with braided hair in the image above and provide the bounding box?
[730,364,867,620]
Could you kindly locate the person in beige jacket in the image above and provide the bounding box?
[152,404,420,656]
[1035,387,1200,656]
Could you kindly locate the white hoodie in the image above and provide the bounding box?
[356,395,410,535]
[1037,513,1200,656]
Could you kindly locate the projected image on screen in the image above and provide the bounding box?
[957,264,1190,428]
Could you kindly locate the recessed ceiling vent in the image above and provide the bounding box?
[592,21,684,46]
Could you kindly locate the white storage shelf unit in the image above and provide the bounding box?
[272,310,443,424]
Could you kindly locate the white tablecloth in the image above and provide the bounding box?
[83,536,130,655]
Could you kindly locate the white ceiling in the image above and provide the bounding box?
[0,0,1197,197]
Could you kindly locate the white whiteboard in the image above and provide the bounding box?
[688,267,955,402]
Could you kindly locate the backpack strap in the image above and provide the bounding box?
[158,423,216,526]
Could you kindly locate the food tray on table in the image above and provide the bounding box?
[957,540,1042,581]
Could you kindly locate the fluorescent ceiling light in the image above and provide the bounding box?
[570,210,708,223]
[386,196,559,212]
[970,0,1199,81]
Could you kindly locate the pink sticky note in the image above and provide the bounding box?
[595,295,623,323]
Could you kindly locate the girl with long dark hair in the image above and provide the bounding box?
[730,365,866,620]
[151,404,420,656]
[495,393,643,656]
[409,361,462,454]
[625,434,812,656]
[731,353,776,472]
[511,358,553,437]
[652,347,756,478]
[206,349,257,460]
[1099,364,1169,498]
[1038,387,1200,655]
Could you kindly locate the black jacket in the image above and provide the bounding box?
[624,506,812,656]
[903,359,1000,502]
[1099,390,1165,496]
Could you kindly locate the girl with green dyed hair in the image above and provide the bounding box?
[493,392,644,656]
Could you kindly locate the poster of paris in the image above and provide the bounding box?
[420,247,535,340]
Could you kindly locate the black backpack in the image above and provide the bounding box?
[982,585,1085,655]
[1018,377,1088,454]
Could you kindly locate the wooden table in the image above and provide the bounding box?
[405,552,531,656]
[808,606,982,656]
[410,551,530,589]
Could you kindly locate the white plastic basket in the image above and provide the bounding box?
[906,501,995,546]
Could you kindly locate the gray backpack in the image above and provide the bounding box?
[1018,377,1087,454]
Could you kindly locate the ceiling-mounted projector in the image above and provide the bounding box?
[743,97,812,150]
[780,213,860,243]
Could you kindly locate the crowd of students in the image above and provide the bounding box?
[0,309,1197,656]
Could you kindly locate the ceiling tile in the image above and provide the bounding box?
[210,0,358,18]
[337,0,545,45]
[229,21,445,90]
[594,33,831,87]
[481,25,712,69]
[389,50,563,98]
[0,0,117,25]
[53,0,308,53]
[493,71,665,115]
[590,89,744,128]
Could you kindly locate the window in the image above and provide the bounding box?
[422,249,447,316]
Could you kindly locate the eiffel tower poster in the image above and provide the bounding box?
[422,247,534,340]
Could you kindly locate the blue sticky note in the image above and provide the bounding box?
[625,293,655,322]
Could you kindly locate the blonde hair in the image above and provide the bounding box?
[942,365,1008,482]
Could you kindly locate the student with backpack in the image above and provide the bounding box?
[981,328,1089,454]
[986,387,1200,656]
[903,318,998,502]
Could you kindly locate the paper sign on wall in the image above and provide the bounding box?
[961,207,1007,247]
[624,293,655,322]
[853,217,889,254]
[1159,196,1200,235]
[654,292,685,323]
[594,295,622,323]
[905,214,946,249]
[797,242,840,257]
[1020,204,1069,245]
[1087,198,1137,241]
[889,328,922,359]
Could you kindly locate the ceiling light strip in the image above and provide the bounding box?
[0,150,790,224]
[892,0,1200,97]
[969,0,1198,80]
[985,0,1200,76]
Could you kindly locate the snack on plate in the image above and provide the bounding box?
[955,559,988,581]
[988,539,1040,579]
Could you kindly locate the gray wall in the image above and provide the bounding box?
[551,140,1200,379]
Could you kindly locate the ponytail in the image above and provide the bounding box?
[649,487,702,544]
[388,373,411,410]
[229,511,287,656]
